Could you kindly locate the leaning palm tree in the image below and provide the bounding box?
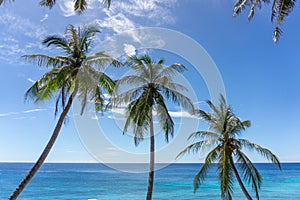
[113,55,194,200]
[233,0,296,42]
[178,95,281,200]
[9,24,120,200]
[39,0,111,14]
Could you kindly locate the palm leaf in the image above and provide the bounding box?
[235,149,262,199]
[193,146,220,192]
[239,139,281,169]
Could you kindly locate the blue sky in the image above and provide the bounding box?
[0,0,299,163]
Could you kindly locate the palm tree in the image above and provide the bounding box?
[0,0,111,13]
[178,95,281,200]
[9,24,120,200]
[39,0,111,14]
[233,0,296,42]
[113,55,194,200]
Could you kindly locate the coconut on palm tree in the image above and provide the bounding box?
[178,95,281,200]
[113,55,194,200]
[9,24,120,200]
[233,0,296,42]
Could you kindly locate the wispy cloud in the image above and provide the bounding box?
[58,0,76,17]
[0,10,47,63]
[0,109,46,118]
[112,0,177,24]
[40,14,49,22]
[108,107,195,120]
[72,0,178,35]
[0,11,46,39]
[27,78,35,83]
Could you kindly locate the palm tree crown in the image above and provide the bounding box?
[233,0,296,42]
[178,95,281,200]
[24,24,119,114]
[114,55,194,144]
[113,54,194,200]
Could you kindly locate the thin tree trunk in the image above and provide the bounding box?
[9,84,78,200]
[230,158,253,200]
[146,109,155,200]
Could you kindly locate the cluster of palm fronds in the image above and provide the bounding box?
[233,0,296,42]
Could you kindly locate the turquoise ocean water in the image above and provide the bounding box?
[1,163,299,199]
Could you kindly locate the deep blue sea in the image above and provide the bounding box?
[0,163,299,199]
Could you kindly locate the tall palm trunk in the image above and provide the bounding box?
[9,84,78,200]
[146,109,155,200]
[230,158,252,200]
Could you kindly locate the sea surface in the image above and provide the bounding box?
[0,163,299,199]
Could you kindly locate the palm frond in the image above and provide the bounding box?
[79,26,100,53]
[154,92,174,142]
[193,146,220,192]
[273,26,282,43]
[176,139,218,159]
[42,35,71,54]
[154,63,186,80]
[86,52,122,69]
[116,75,148,88]
[22,54,69,68]
[219,144,234,199]
[103,0,111,8]
[112,86,144,106]
[187,131,220,140]
[39,0,56,8]
[235,149,262,199]
[239,139,281,169]
[159,86,194,112]
[193,109,212,121]
[123,89,153,146]
[74,0,88,14]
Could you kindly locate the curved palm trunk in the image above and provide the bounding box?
[146,109,155,200]
[9,85,78,200]
[230,158,253,200]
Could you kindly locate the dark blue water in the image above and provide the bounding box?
[0,163,299,199]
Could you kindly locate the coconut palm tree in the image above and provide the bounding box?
[39,0,111,14]
[177,95,281,200]
[0,0,111,13]
[113,55,194,200]
[233,0,296,42]
[8,24,120,200]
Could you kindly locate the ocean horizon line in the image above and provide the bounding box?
[1,161,299,164]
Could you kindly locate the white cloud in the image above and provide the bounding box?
[0,11,46,39]
[0,109,46,117]
[27,78,35,83]
[23,109,46,113]
[58,0,76,17]
[40,14,49,22]
[84,0,177,36]
[0,112,18,117]
[169,111,195,118]
[95,12,136,34]
[123,43,136,56]
[0,11,47,63]
[112,0,177,24]
[108,107,195,119]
